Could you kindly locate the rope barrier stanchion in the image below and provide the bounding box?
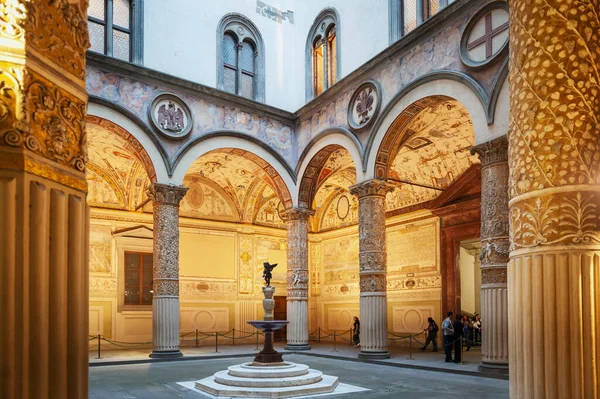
[407,334,414,360]
[460,336,464,365]
[232,329,235,346]
[195,329,199,347]
[332,331,338,353]
[255,330,259,350]
[215,333,219,353]
[318,328,321,344]
[96,334,102,359]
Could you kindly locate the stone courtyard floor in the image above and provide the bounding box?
[89,354,508,398]
[89,343,509,398]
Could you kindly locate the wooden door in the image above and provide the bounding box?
[274,296,287,341]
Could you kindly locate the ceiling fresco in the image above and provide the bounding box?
[184,149,288,228]
[386,100,479,211]
[309,148,357,232]
[86,119,153,211]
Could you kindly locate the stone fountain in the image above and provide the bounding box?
[194,262,339,398]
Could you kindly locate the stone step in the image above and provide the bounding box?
[195,374,339,398]
[214,369,323,388]
[228,363,310,378]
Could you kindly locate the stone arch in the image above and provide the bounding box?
[87,115,157,182]
[172,136,294,209]
[88,101,170,182]
[297,139,359,210]
[366,74,503,179]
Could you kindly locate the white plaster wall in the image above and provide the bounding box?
[292,0,389,101]
[143,0,389,111]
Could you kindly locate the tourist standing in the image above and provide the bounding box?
[472,314,481,344]
[420,317,439,352]
[462,314,473,351]
[442,311,455,362]
[352,316,360,347]
[453,314,465,363]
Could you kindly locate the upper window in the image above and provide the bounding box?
[87,0,143,63]
[306,9,340,100]
[124,251,153,306]
[390,0,457,43]
[217,14,265,102]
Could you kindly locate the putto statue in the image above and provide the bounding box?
[262,262,277,287]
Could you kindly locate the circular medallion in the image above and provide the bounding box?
[460,1,509,68]
[347,80,381,131]
[148,93,193,139]
[186,181,204,208]
[276,201,286,220]
[336,194,350,220]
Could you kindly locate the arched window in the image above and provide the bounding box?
[87,0,143,63]
[217,14,265,102]
[306,9,340,100]
[389,0,457,43]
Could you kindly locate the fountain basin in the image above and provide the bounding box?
[247,320,289,331]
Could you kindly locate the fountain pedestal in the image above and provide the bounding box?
[194,284,339,397]
[248,320,288,364]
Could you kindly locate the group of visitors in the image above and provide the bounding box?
[352,312,481,361]
[420,311,482,363]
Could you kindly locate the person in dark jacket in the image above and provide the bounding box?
[352,316,360,347]
[420,317,439,352]
[453,313,465,363]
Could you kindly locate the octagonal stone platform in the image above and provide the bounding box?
[195,362,339,398]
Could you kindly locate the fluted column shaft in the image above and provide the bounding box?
[148,183,188,358]
[350,179,394,359]
[0,1,90,398]
[508,1,600,397]
[471,136,509,374]
[283,208,313,350]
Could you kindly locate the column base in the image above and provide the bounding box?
[149,350,183,359]
[478,361,509,374]
[284,343,311,351]
[358,351,390,360]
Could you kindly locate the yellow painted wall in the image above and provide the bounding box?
[180,232,236,278]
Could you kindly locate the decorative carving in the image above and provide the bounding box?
[510,190,600,250]
[347,80,381,130]
[284,208,312,298]
[470,136,508,168]
[359,275,387,293]
[24,0,90,80]
[0,0,27,41]
[349,179,394,199]
[148,93,192,139]
[148,183,188,206]
[481,267,507,285]
[154,279,179,296]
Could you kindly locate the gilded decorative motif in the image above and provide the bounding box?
[0,0,27,41]
[508,0,600,197]
[24,0,90,80]
[510,190,600,249]
[238,235,254,294]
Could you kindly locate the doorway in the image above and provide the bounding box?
[274,296,287,341]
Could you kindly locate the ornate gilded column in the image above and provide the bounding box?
[471,136,509,374]
[349,179,394,359]
[0,2,90,398]
[148,183,188,358]
[282,208,313,351]
[509,1,600,397]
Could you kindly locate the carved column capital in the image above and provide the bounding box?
[281,207,314,222]
[148,183,188,206]
[470,136,508,168]
[349,179,394,198]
